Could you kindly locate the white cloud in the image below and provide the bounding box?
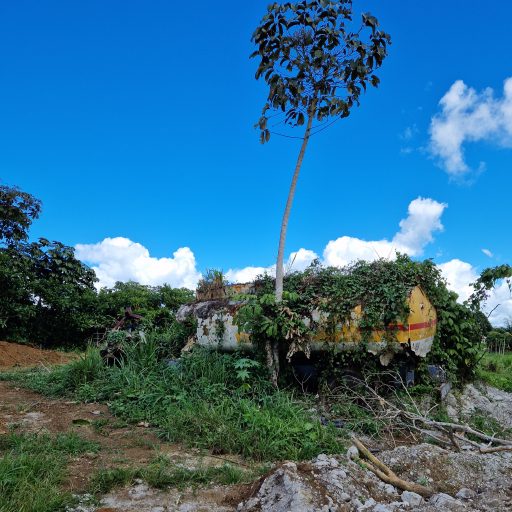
[75,237,201,290]
[439,258,512,326]
[225,266,272,284]
[286,248,319,272]
[438,259,478,303]
[225,248,319,284]
[482,248,493,258]
[226,197,446,286]
[323,197,446,267]
[430,77,512,175]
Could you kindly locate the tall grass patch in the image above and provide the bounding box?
[0,431,99,512]
[4,345,344,461]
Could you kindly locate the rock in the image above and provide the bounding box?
[455,488,477,500]
[382,484,397,495]
[90,410,101,415]
[237,462,330,512]
[339,492,351,503]
[429,492,460,509]
[401,491,424,507]
[358,498,376,510]
[373,505,393,512]
[128,483,150,499]
[314,453,338,468]
[347,445,359,461]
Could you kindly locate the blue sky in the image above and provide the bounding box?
[1,1,511,321]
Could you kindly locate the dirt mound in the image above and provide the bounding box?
[0,341,77,369]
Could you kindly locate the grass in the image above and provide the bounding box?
[477,352,512,392]
[90,457,256,494]
[2,343,344,462]
[467,409,512,439]
[0,431,100,512]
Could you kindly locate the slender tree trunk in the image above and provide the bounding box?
[275,109,316,301]
[268,106,316,387]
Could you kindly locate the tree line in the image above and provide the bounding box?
[0,184,193,347]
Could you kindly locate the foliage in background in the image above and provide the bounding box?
[477,352,512,392]
[0,183,194,348]
[0,184,41,246]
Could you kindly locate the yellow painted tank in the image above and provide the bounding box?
[310,285,437,362]
[179,284,437,364]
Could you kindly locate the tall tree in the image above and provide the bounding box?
[252,0,390,383]
[0,184,41,246]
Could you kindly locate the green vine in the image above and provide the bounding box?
[235,255,501,383]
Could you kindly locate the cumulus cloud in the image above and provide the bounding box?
[323,197,446,267]
[225,248,319,284]
[225,266,271,285]
[439,258,512,326]
[430,77,512,175]
[226,197,446,286]
[438,259,478,303]
[75,237,201,290]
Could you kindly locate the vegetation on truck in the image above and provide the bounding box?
[235,255,502,383]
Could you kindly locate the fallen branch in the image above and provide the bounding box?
[330,373,512,454]
[351,436,434,498]
[479,445,512,454]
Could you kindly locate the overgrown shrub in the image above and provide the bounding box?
[238,255,496,383]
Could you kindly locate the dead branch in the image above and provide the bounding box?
[327,372,512,454]
[479,445,512,454]
[351,436,434,497]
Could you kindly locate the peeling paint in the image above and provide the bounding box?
[177,285,437,361]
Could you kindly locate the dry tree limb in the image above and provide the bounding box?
[479,445,512,454]
[412,417,512,447]
[351,436,434,498]
[332,374,512,453]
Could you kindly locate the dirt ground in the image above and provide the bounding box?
[0,342,255,511]
[0,379,254,511]
[2,342,511,511]
[0,340,77,369]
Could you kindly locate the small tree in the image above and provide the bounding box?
[252,0,390,383]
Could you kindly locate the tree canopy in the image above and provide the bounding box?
[252,0,391,143]
[0,184,41,246]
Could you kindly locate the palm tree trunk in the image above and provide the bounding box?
[269,107,316,387]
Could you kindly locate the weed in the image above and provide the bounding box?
[0,431,99,512]
[90,458,254,495]
[467,409,512,439]
[4,347,344,462]
[90,467,139,494]
[477,352,512,392]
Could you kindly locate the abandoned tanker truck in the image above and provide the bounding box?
[176,277,437,383]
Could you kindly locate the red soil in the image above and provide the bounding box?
[0,340,77,369]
